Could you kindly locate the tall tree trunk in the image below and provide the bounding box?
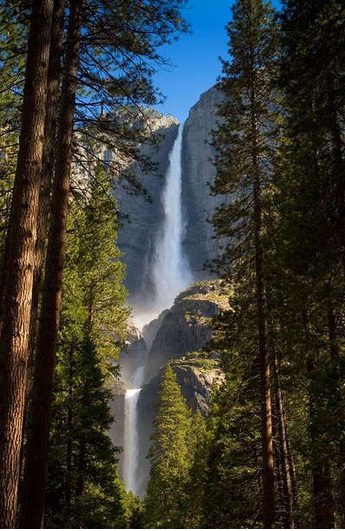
[18,1,83,527]
[0,1,53,527]
[19,1,65,523]
[250,90,275,527]
[26,0,65,385]
[254,180,275,528]
[65,344,74,520]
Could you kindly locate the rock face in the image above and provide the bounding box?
[182,85,225,279]
[114,111,179,301]
[116,86,224,298]
[143,280,228,383]
[110,280,229,498]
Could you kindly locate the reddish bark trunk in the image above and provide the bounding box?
[0,1,53,527]
[19,1,83,527]
[26,0,66,384]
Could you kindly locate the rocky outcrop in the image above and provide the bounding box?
[134,280,229,496]
[172,361,224,414]
[143,280,229,382]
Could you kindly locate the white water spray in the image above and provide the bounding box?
[123,366,145,495]
[151,123,193,315]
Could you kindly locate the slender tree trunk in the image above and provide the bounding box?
[65,345,74,519]
[18,1,83,527]
[254,181,275,528]
[250,86,275,527]
[0,1,53,527]
[272,347,298,528]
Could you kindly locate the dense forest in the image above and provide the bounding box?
[0,0,344,529]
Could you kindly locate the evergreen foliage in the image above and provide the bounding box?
[1,0,345,527]
[45,335,126,528]
[211,0,279,526]
[144,365,193,528]
[44,164,128,527]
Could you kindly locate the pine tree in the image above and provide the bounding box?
[277,1,345,526]
[144,365,193,528]
[211,0,279,526]
[0,2,54,525]
[21,161,128,526]
[37,164,128,527]
[202,306,263,528]
[45,335,127,528]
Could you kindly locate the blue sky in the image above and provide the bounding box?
[153,0,281,122]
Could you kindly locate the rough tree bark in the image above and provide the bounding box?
[0,1,53,527]
[26,0,66,383]
[20,0,66,523]
[19,0,83,527]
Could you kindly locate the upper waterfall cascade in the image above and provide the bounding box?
[151,122,193,314]
[133,122,194,329]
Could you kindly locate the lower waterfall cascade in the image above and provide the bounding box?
[122,365,145,495]
[123,389,141,493]
[120,122,194,496]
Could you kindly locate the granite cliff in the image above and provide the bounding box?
[181,85,225,279]
[115,85,224,300]
[113,111,179,301]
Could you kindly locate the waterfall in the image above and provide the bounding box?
[123,390,141,493]
[151,122,193,315]
[122,122,194,495]
[122,365,145,495]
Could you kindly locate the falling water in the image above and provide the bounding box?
[151,122,193,316]
[123,122,193,494]
[123,365,145,495]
